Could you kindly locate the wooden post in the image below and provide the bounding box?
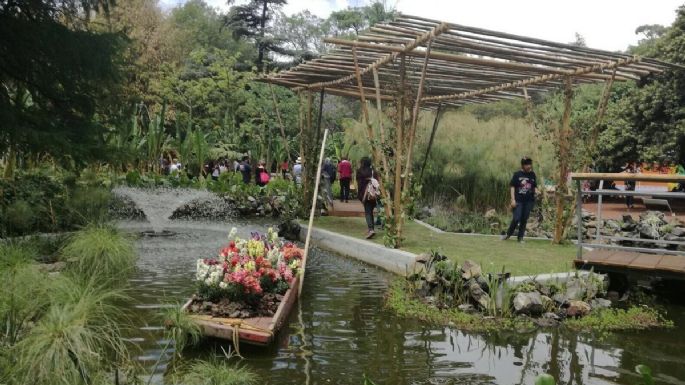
[576,178,583,259]
[553,76,573,243]
[393,54,407,246]
[269,83,292,162]
[299,128,329,297]
[372,67,391,182]
[403,38,434,194]
[315,88,325,146]
[353,47,393,222]
[419,104,443,183]
[586,68,616,170]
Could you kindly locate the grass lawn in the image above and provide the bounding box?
[312,217,577,276]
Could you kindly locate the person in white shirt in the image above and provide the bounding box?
[293,157,303,185]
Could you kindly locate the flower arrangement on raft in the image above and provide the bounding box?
[194,227,303,308]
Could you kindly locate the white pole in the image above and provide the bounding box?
[299,128,329,297]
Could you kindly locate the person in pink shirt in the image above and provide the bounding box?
[337,156,353,202]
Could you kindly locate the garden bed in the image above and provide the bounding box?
[387,252,673,332]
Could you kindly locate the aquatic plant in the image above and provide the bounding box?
[12,277,132,385]
[635,364,654,385]
[564,306,673,333]
[61,225,137,285]
[170,357,258,385]
[162,305,202,355]
[534,373,556,385]
[0,243,49,345]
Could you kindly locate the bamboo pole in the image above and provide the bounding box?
[392,54,407,246]
[586,68,617,167]
[553,76,573,244]
[299,128,329,297]
[403,37,433,194]
[372,68,390,178]
[352,47,393,221]
[418,103,443,182]
[269,83,292,162]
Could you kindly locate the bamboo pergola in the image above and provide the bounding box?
[261,14,678,245]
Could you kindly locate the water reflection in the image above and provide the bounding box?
[121,221,685,385]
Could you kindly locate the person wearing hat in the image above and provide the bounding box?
[293,157,303,185]
[502,156,537,243]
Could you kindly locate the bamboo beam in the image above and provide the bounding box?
[422,56,640,103]
[305,22,449,90]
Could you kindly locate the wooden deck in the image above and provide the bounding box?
[575,249,685,277]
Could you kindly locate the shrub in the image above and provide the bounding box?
[61,225,137,285]
[65,187,112,226]
[3,200,38,235]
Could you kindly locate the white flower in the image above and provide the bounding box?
[219,281,228,289]
[228,227,238,240]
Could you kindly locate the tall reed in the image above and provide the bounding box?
[61,225,137,286]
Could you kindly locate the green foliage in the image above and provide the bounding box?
[635,364,654,385]
[12,277,131,385]
[65,187,113,226]
[61,225,137,286]
[0,0,125,169]
[534,373,556,385]
[162,305,202,355]
[564,306,673,333]
[0,244,48,345]
[170,358,259,385]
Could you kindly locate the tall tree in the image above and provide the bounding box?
[0,0,125,174]
[273,10,331,61]
[225,0,288,70]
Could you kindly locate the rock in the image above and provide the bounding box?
[533,317,559,328]
[664,234,685,242]
[605,219,621,231]
[513,292,544,315]
[606,291,620,302]
[671,227,685,237]
[640,210,666,224]
[461,260,482,280]
[468,279,491,309]
[586,221,597,229]
[638,223,660,239]
[247,196,256,203]
[475,275,490,294]
[543,312,561,320]
[415,252,431,264]
[581,209,595,220]
[564,278,585,301]
[552,293,568,305]
[566,300,591,317]
[458,304,476,313]
[590,298,612,309]
[484,208,497,219]
[541,295,555,312]
[38,261,67,273]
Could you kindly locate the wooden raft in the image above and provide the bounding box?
[182,277,299,346]
[575,250,685,276]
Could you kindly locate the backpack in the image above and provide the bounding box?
[259,171,270,184]
[363,172,380,202]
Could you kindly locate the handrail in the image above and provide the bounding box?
[571,172,685,182]
[584,190,685,199]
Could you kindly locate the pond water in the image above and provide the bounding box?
[121,221,685,385]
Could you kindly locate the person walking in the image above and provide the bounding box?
[502,156,537,243]
[338,156,352,202]
[293,157,303,185]
[623,162,638,209]
[357,157,378,239]
[321,158,336,206]
[239,156,251,184]
[280,159,289,179]
[256,160,270,187]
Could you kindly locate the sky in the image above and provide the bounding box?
[171,0,685,52]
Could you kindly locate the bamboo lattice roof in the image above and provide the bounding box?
[262,14,679,108]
